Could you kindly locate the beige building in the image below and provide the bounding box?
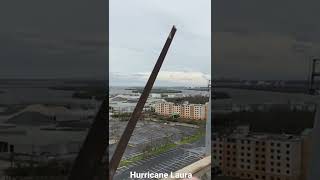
[155,102,208,120]
[213,128,304,180]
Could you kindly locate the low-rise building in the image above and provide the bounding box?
[155,102,208,120]
[213,127,305,180]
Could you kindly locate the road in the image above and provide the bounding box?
[113,137,205,180]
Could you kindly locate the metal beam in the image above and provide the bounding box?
[109,26,177,180]
[68,98,109,180]
[307,103,320,180]
[309,59,320,94]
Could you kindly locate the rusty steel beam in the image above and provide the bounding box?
[68,97,108,180]
[109,25,177,180]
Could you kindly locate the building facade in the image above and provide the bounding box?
[213,129,304,180]
[155,102,208,120]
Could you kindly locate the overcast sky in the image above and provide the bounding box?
[109,0,211,87]
[0,0,107,80]
[213,0,320,81]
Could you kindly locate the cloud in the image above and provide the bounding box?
[213,0,320,80]
[110,71,210,86]
[109,0,211,85]
[0,0,108,79]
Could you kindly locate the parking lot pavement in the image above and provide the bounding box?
[113,147,204,180]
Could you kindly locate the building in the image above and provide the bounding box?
[155,102,208,120]
[0,126,87,162]
[150,93,162,98]
[213,127,304,180]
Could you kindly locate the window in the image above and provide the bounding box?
[286,144,290,148]
[286,150,290,155]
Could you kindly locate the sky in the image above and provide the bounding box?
[0,0,108,80]
[109,0,211,87]
[213,0,320,81]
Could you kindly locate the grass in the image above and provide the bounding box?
[119,143,177,167]
[119,130,204,167]
[178,131,205,145]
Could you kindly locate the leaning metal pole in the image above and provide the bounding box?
[109,26,177,180]
[307,100,320,180]
[68,99,109,180]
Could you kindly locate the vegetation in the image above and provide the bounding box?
[111,112,132,121]
[184,87,209,91]
[50,85,106,100]
[165,95,209,104]
[119,142,177,167]
[212,91,231,99]
[119,130,204,167]
[4,161,72,177]
[154,114,206,125]
[126,88,181,93]
[178,131,205,145]
[0,104,27,115]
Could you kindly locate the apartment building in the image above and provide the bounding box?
[213,128,303,180]
[155,102,208,120]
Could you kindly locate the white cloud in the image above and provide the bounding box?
[110,71,210,86]
[109,0,211,86]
